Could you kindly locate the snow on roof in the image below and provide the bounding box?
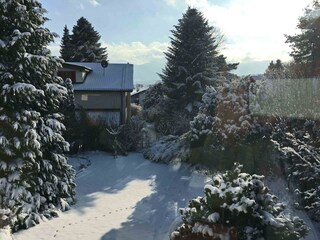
[68,62,134,91]
[62,62,92,72]
[131,86,149,96]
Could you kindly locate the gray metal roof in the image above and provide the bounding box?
[68,62,134,91]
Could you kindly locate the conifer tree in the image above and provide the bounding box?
[265,59,285,79]
[0,0,76,229]
[70,17,107,62]
[160,7,238,114]
[286,0,320,77]
[60,25,73,61]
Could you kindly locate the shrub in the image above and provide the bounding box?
[143,83,192,136]
[272,118,320,221]
[143,133,190,164]
[118,115,146,152]
[130,103,142,117]
[171,163,309,240]
[189,78,273,170]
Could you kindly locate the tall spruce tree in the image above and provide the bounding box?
[160,7,238,114]
[286,0,320,77]
[60,25,73,61]
[0,0,76,229]
[69,17,107,62]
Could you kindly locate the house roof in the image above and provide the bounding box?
[62,63,92,72]
[66,62,134,91]
[131,87,149,96]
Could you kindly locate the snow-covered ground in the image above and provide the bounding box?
[13,152,207,240]
[13,151,320,240]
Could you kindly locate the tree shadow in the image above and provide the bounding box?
[69,152,156,215]
[98,159,207,240]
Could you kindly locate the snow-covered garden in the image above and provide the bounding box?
[13,152,206,240]
[2,152,315,239]
[8,152,320,240]
[2,0,320,239]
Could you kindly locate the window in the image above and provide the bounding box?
[81,94,88,101]
[57,70,76,83]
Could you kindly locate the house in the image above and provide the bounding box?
[131,87,148,105]
[58,62,134,125]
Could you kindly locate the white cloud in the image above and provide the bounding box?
[103,41,169,65]
[47,41,169,64]
[89,0,100,7]
[184,0,313,63]
[165,0,177,7]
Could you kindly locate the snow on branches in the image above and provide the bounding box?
[0,0,76,230]
[190,77,270,149]
[272,119,320,222]
[171,163,309,240]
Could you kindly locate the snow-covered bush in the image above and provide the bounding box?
[143,134,190,164]
[189,78,273,171]
[272,119,320,222]
[190,86,216,145]
[191,77,270,149]
[171,163,309,240]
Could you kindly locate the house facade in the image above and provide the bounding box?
[58,62,134,125]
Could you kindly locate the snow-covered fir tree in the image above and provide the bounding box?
[160,7,238,115]
[0,0,76,229]
[171,163,309,240]
[59,25,73,61]
[69,17,107,62]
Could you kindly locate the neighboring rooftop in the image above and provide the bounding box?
[64,62,134,91]
[131,86,149,96]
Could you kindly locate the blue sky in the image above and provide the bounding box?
[41,0,312,85]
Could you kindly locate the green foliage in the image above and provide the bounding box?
[272,118,320,221]
[160,7,238,118]
[171,163,309,240]
[71,110,145,154]
[142,82,164,110]
[0,0,75,229]
[59,25,73,61]
[265,59,285,79]
[60,17,107,62]
[118,115,145,152]
[143,84,191,135]
[285,1,320,77]
[70,109,105,151]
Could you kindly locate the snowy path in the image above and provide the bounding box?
[13,152,207,240]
